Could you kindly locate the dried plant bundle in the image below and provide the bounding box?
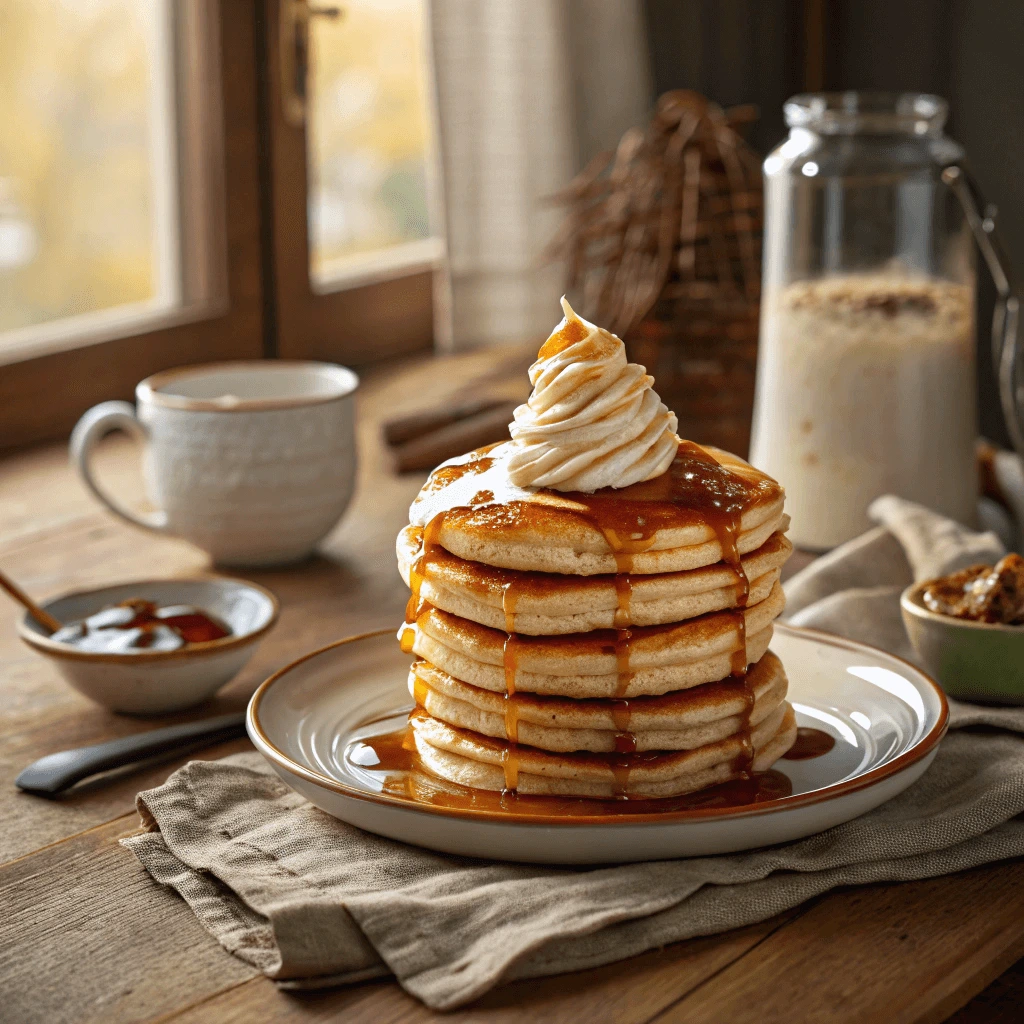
[549,90,764,455]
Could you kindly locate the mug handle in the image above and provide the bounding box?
[69,401,168,533]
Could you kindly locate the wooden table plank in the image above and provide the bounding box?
[2,342,1022,1024]
[2,733,253,868]
[0,347,527,861]
[0,819,259,1024]
[653,861,1024,1024]
[948,959,1024,1024]
[158,913,805,1024]
[0,498,407,859]
[0,441,121,547]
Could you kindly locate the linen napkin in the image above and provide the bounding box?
[123,496,1024,1010]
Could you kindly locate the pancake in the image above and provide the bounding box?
[409,651,788,753]
[408,441,787,576]
[404,582,785,698]
[438,499,786,576]
[399,527,792,634]
[391,305,794,806]
[411,702,798,799]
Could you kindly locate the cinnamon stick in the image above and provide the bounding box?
[392,402,520,473]
[382,398,516,448]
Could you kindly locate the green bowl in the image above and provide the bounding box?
[901,582,1024,704]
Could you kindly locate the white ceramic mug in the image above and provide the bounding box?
[71,361,359,567]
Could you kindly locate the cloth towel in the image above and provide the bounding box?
[124,496,1024,1010]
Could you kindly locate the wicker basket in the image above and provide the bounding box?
[551,90,763,455]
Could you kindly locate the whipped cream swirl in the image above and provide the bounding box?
[507,298,679,492]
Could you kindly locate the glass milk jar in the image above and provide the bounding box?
[750,93,977,549]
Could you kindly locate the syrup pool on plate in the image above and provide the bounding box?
[341,714,851,820]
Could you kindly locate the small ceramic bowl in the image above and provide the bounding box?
[901,582,1024,704]
[19,577,279,714]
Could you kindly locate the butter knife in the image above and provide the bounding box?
[15,712,247,796]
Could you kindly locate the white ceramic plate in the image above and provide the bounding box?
[247,624,948,864]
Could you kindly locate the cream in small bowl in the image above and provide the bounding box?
[901,555,1024,704]
[19,577,279,714]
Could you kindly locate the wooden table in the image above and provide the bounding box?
[2,346,1023,1024]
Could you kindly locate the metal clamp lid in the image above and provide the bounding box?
[942,165,1023,453]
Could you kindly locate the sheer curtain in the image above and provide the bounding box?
[430,0,652,350]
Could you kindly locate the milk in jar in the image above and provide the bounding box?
[751,274,975,548]
[750,92,978,548]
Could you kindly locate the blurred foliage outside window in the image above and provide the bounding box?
[0,0,177,346]
[0,0,439,352]
[307,0,439,285]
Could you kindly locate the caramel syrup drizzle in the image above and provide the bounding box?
[500,746,520,792]
[612,566,635,698]
[613,630,633,696]
[501,580,519,634]
[610,758,632,799]
[611,693,637,797]
[562,441,760,793]
[358,716,794,816]
[723,525,753,777]
[402,441,771,799]
[401,664,772,806]
[601,527,657,574]
[502,633,521,791]
[613,575,633,629]
[405,513,446,625]
[610,624,634,794]
[399,626,416,654]
[412,669,429,708]
[728,609,755,777]
[411,658,523,787]
[608,579,635,790]
[401,513,446,657]
[678,451,754,778]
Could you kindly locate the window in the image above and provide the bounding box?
[307,0,442,290]
[0,0,441,449]
[268,0,439,364]
[0,0,180,357]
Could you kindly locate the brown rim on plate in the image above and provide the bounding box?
[247,622,950,826]
[18,577,280,663]
[138,361,359,413]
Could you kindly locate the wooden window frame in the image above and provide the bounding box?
[0,0,264,451]
[263,0,437,366]
[0,0,441,452]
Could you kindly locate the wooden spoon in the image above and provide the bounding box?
[0,569,63,635]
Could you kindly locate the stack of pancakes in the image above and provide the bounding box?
[397,440,797,801]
